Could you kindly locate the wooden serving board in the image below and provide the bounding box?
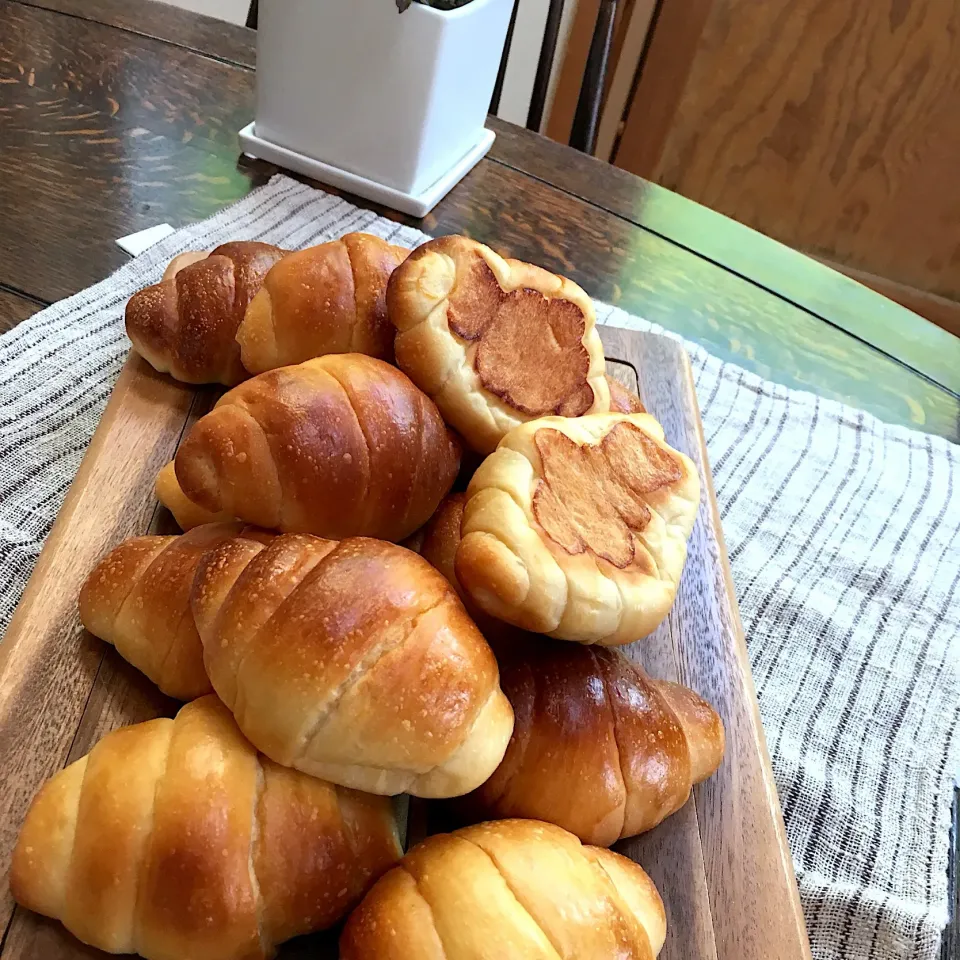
[0,326,812,960]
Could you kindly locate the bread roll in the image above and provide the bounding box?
[340,819,666,960]
[162,250,208,280]
[11,695,402,960]
[456,412,700,644]
[418,492,469,601]
[173,353,460,542]
[388,236,610,454]
[155,460,234,530]
[238,233,409,373]
[79,523,272,700]
[468,639,724,845]
[415,492,515,649]
[192,533,514,797]
[126,241,286,385]
[607,374,646,413]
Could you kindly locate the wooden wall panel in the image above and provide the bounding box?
[615,0,960,305]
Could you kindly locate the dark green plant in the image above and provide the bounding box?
[396,0,477,11]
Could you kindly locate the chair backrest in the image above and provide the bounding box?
[493,0,619,153]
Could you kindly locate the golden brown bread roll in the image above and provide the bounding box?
[154,460,235,530]
[126,241,286,385]
[466,640,724,845]
[173,353,460,542]
[418,492,469,601]
[607,374,646,413]
[456,412,700,644]
[416,492,514,649]
[191,533,514,797]
[79,523,272,700]
[162,249,209,280]
[11,695,402,960]
[388,236,610,454]
[340,819,666,960]
[238,233,409,373]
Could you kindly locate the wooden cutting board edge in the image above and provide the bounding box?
[599,325,811,960]
[0,329,811,960]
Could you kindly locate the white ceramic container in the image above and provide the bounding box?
[242,0,514,215]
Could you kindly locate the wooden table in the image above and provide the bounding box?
[0,1,957,957]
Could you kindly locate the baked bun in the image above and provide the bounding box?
[418,492,469,601]
[173,353,460,542]
[388,236,610,454]
[238,233,409,373]
[417,492,514,646]
[155,460,234,530]
[11,696,401,960]
[340,819,666,960]
[126,241,286,385]
[456,412,700,644]
[79,523,272,700]
[607,374,646,413]
[467,639,724,845]
[192,533,514,797]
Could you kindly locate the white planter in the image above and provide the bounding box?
[240,0,514,216]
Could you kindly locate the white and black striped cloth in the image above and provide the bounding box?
[1,175,957,960]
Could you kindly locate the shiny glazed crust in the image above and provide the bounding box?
[340,819,667,960]
[155,461,234,530]
[389,236,610,454]
[469,640,725,844]
[125,241,286,385]
[11,696,402,960]
[238,233,409,373]
[78,523,272,700]
[456,412,700,644]
[191,534,514,798]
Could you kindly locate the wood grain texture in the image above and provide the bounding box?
[15,0,257,67]
[622,0,960,303]
[608,340,721,960]
[614,0,711,177]
[0,329,810,960]
[0,354,195,935]
[14,0,256,66]
[0,2,255,151]
[0,3,950,954]
[1,1,957,440]
[416,157,960,439]
[0,2,263,299]
[0,289,43,333]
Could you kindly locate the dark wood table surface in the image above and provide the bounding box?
[0,0,957,956]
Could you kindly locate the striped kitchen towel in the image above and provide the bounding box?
[0,175,957,960]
